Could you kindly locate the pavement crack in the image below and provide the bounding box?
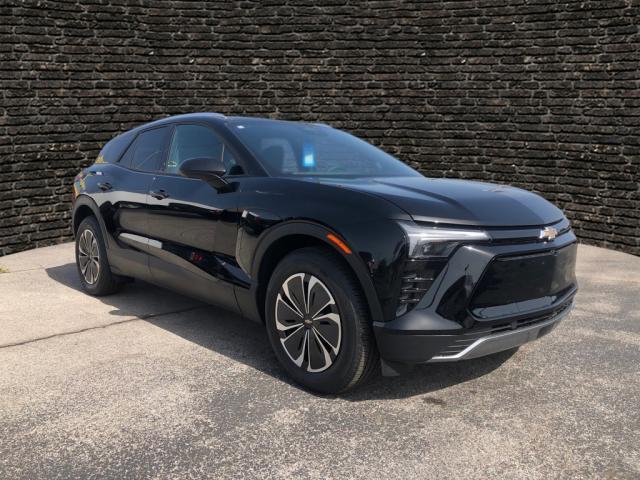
[0,305,207,349]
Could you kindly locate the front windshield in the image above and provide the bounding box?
[228,118,421,178]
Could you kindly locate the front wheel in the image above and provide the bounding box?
[75,216,122,296]
[265,247,378,394]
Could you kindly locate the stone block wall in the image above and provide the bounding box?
[1,0,638,256]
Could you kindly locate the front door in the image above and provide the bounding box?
[146,123,248,312]
[103,125,171,280]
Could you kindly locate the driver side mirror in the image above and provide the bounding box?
[179,157,229,190]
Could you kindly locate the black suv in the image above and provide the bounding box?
[72,113,577,393]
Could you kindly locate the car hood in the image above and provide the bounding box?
[311,176,564,227]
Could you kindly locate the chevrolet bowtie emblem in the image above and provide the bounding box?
[539,226,558,241]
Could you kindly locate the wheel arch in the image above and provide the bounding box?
[250,221,384,325]
[72,195,110,244]
[72,204,95,237]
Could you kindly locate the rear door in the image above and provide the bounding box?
[146,123,248,312]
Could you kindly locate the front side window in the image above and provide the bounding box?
[166,124,238,174]
[122,126,170,172]
[228,119,420,178]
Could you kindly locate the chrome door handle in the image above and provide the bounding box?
[149,189,169,200]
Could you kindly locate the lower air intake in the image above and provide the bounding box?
[396,258,446,316]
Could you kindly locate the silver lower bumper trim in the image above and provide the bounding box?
[427,302,573,363]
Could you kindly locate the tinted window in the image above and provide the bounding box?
[97,131,134,164]
[122,127,170,172]
[166,124,230,174]
[222,147,238,173]
[228,119,420,178]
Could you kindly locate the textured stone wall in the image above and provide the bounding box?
[1,0,638,256]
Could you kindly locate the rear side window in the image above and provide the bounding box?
[120,126,171,172]
[96,132,134,164]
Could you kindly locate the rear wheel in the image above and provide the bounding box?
[265,247,378,394]
[75,216,122,296]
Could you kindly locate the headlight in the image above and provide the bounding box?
[398,221,490,258]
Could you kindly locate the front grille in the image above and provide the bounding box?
[469,243,577,320]
[396,258,446,316]
[488,300,572,334]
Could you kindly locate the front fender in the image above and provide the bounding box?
[242,219,385,324]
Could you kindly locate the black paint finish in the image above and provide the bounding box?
[72,113,578,365]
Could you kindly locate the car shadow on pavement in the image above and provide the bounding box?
[46,262,515,401]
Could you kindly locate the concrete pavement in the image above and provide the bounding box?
[0,243,638,479]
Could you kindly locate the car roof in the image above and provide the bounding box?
[129,112,328,133]
[129,112,225,131]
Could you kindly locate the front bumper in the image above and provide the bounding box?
[373,223,578,365]
[374,299,574,364]
[428,302,572,362]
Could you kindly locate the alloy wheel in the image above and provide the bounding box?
[78,229,100,285]
[275,273,342,372]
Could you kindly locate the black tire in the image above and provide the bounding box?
[265,247,378,394]
[75,216,122,296]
